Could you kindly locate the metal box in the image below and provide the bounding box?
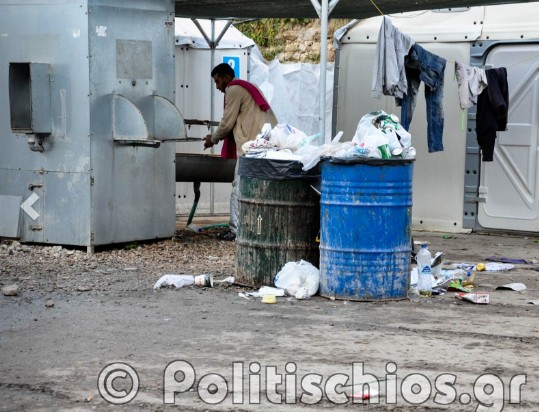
[0,0,183,250]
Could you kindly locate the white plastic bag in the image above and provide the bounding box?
[352,111,411,153]
[269,123,309,149]
[274,260,320,298]
[352,112,387,146]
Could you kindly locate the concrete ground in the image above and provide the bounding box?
[1,218,538,411]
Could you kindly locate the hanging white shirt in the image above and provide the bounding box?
[455,61,488,109]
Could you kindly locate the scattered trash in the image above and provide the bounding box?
[153,274,194,289]
[485,256,530,264]
[447,278,472,293]
[239,286,286,299]
[476,263,486,271]
[416,244,433,297]
[261,295,277,304]
[1,284,19,296]
[457,292,490,304]
[214,276,235,284]
[258,286,286,297]
[461,271,475,287]
[484,262,515,272]
[452,263,475,271]
[431,252,445,276]
[194,274,213,288]
[442,234,455,239]
[124,267,138,272]
[528,300,539,305]
[452,262,514,272]
[274,260,320,298]
[496,283,526,291]
[187,223,202,233]
[410,267,454,289]
[45,299,54,308]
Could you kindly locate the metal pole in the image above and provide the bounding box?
[210,19,216,215]
[320,0,329,143]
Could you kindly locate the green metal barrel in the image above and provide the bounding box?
[235,157,320,287]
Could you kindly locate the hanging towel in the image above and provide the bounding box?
[476,67,509,162]
[455,61,488,109]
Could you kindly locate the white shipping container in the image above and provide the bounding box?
[334,3,539,233]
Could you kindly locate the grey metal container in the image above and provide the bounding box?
[0,0,185,251]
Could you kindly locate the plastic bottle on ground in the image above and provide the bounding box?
[417,244,433,297]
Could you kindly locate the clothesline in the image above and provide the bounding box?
[367,0,539,69]
[372,15,514,162]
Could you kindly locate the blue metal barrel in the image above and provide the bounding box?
[319,158,414,300]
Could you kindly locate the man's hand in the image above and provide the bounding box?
[203,134,214,150]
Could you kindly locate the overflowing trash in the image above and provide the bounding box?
[242,110,415,171]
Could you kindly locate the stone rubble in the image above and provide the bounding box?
[0,229,236,298]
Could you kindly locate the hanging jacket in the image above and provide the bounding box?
[476,67,509,161]
[372,16,415,99]
[212,80,277,158]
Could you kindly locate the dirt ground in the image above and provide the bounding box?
[1,216,538,411]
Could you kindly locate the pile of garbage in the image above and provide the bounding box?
[243,110,415,171]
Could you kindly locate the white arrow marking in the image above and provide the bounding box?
[257,215,263,235]
[21,193,40,221]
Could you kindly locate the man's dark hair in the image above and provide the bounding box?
[211,63,235,78]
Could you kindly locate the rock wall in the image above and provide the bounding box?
[240,19,350,63]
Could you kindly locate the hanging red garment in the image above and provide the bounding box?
[220,133,237,159]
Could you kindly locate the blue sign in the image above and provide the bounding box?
[223,56,240,78]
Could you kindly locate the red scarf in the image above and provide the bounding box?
[221,80,271,159]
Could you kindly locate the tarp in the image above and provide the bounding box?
[174,0,534,19]
[250,48,334,137]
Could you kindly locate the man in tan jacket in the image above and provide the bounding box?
[203,63,277,240]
